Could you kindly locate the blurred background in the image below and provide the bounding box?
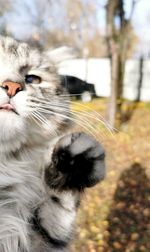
[1,0,150,251]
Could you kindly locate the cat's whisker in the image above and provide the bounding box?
[36,107,95,137]
[29,114,42,129]
[31,112,48,130]
[29,101,112,137]
[45,97,114,133]
[31,111,57,137]
[37,111,59,137]
[37,107,104,139]
[72,110,114,137]
[29,100,108,138]
[33,111,58,137]
[72,113,106,139]
[29,96,114,134]
[28,98,70,110]
[70,100,115,133]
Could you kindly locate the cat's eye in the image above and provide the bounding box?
[25,74,42,84]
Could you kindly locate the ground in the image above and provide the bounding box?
[70,99,150,252]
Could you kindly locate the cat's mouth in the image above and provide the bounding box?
[0,103,18,115]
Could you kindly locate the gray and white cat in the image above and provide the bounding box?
[0,36,105,252]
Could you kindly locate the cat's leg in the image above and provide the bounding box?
[46,132,105,190]
[33,132,105,251]
[32,190,79,252]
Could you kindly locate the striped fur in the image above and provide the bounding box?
[0,36,105,252]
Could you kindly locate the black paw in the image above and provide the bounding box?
[52,132,105,190]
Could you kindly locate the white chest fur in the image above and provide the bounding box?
[0,145,51,251]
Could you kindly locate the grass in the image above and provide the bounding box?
[70,98,150,252]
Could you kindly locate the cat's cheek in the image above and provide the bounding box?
[0,88,9,105]
[11,91,29,117]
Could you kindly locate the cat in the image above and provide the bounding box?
[0,36,105,252]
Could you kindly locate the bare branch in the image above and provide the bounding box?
[129,0,141,20]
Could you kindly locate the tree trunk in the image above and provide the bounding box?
[106,0,126,129]
[108,47,124,128]
[108,49,119,127]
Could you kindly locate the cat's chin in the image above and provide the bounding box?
[0,110,27,148]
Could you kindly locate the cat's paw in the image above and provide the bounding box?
[52,132,105,190]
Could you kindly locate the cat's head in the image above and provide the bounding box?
[0,36,71,153]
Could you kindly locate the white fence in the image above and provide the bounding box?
[58,58,150,102]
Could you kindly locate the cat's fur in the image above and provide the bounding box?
[0,36,105,252]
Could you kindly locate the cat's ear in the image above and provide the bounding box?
[45,46,77,65]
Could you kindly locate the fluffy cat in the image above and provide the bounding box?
[0,36,105,252]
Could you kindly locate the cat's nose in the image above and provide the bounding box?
[2,81,23,97]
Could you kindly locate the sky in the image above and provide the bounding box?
[5,0,150,57]
[132,0,150,56]
[97,0,150,56]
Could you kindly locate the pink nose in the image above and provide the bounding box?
[2,81,22,97]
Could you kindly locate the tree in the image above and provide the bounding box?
[0,0,12,35]
[8,0,107,57]
[106,0,139,128]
